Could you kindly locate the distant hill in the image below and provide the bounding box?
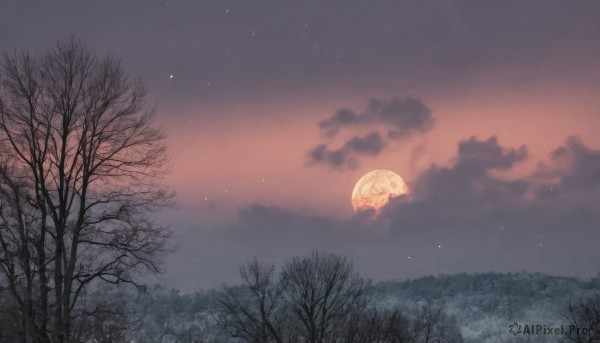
[370,272,600,342]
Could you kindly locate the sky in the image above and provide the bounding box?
[2,0,600,290]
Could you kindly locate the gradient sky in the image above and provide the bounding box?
[3,1,600,290]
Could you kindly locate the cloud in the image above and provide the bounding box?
[456,136,528,171]
[404,136,528,206]
[546,136,600,192]
[309,97,434,169]
[369,98,435,139]
[392,135,600,276]
[309,132,386,169]
[379,135,600,271]
[319,97,434,138]
[318,109,360,137]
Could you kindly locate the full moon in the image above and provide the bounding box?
[351,169,409,213]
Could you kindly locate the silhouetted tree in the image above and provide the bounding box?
[216,253,464,343]
[281,252,369,343]
[217,253,369,343]
[563,293,600,343]
[0,38,173,343]
[216,259,288,343]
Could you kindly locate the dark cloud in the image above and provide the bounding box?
[309,132,385,169]
[309,97,434,169]
[319,97,434,138]
[406,136,529,207]
[169,136,600,289]
[456,136,527,170]
[383,137,600,254]
[547,136,600,192]
[318,109,359,136]
[370,98,434,139]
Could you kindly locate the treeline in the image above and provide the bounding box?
[48,259,600,343]
[373,272,600,318]
[376,272,600,300]
[69,252,464,342]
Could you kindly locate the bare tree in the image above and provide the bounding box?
[216,253,369,343]
[412,305,443,343]
[216,253,465,343]
[281,252,369,343]
[216,259,288,343]
[563,293,600,343]
[0,38,173,343]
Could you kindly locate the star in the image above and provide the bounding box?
[225,9,230,14]
[437,245,442,248]
[169,74,174,79]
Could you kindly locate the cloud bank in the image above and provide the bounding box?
[170,136,600,289]
[308,97,435,169]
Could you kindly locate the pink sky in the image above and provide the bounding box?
[164,78,600,220]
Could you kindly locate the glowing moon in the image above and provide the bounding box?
[351,169,409,213]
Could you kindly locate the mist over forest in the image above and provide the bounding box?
[22,268,597,343]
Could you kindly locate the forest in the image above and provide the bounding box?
[4,265,595,342]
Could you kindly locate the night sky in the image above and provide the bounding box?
[3,1,600,290]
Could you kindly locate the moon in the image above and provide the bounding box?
[351,169,409,213]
